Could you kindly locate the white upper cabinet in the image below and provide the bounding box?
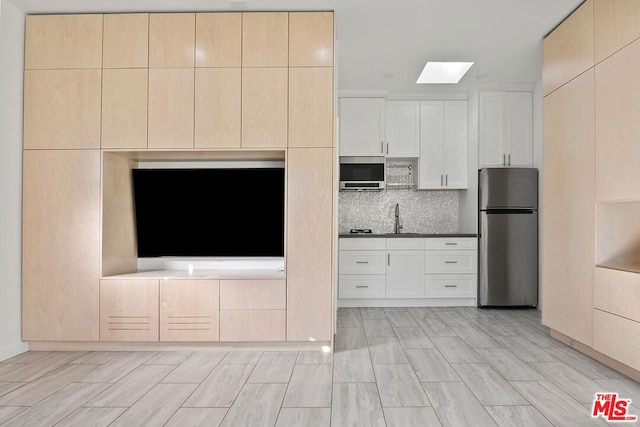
[479,91,532,168]
[418,100,468,190]
[339,98,385,156]
[385,101,420,157]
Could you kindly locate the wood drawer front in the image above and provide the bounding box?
[339,275,385,299]
[425,250,477,274]
[220,279,286,310]
[386,238,425,250]
[100,279,159,342]
[220,310,286,341]
[160,280,219,342]
[339,251,386,275]
[425,238,477,250]
[339,238,385,251]
[593,308,640,371]
[425,274,476,298]
[594,267,640,323]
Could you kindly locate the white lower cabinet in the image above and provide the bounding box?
[339,275,385,299]
[386,251,425,298]
[425,274,476,298]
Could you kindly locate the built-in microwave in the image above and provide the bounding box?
[339,157,385,191]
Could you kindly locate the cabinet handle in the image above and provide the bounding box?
[445,174,448,186]
[356,285,369,288]
[444,285,458,288]
[508,154,511,166]
[445,261,458,264]
[386,143,389,155]
[387,253,390,266]
[502,154,506,166]
[445,242,458,246]
[355,261,369,264]
[381,141,384,153]
[440,175,443,186]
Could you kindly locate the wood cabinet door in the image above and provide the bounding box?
[102,69,148,149]
[24,69,101,149]
[287,148,333,341]
[418,101,444,189]
[443,100,468,189]
[103,14,149,68]
[339,98,385,157]
[160,280,220,342]
[479,92,506,168]
[149,13,195,68]
[385,251,425,298]
[289,12,333,67]
[289,67,334,148]
[100,279,159,342]
[23,150,101,341]
[594,0,640,63]
[385,101,420,158]
[195,68,241,148]
[242,68,288,148]
[242,12,288,67]
[195,13,242,67]
[505,92,533,168]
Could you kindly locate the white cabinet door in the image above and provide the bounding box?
[418,101,444,189]
[443,100,468,189]
[505,92,533,167]
[339,98,385,156]
[386,251,425,298]
[385,101,419,157]
[479,93,506,168]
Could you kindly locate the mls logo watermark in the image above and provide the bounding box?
[591,393,638,423]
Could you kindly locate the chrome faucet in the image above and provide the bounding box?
[394,203,403,234]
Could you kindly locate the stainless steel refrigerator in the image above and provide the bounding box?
[478,168,538,307]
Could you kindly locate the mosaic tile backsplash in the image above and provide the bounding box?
[338,190,459,234]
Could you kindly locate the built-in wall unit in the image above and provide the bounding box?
[22,12,336,349]
[542,0,640,380]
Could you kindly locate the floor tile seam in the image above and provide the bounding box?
[362,314,390,427]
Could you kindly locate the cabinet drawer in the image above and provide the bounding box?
[100,279,159,342]
[339,251,386,274]
[425,250,477,274]
[386,238,425,250]
[339,275,385,299]
[339,238,385,251]
[425,238,477,250]
[220,310,286,341]
[425,274,476,298]
[593,267,640,323]
[220,279,286,310]
[593,309,640,371]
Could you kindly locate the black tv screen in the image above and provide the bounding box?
[132,168,285,257]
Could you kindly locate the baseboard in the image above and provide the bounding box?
[0,340,29,362]
[338,298,477,308]
[28,341,332,352]
[550,329,640,382]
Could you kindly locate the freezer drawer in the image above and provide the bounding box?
[479,211,538,306]
[425,250,477,274]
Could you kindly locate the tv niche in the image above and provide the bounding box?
[132,167,285,258]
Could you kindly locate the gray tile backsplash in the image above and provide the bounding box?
[338,190,459,234]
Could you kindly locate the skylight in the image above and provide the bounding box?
[416,62,474,84]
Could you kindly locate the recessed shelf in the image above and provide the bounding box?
[597,199,640,274]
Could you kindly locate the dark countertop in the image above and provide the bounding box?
[339,233,477,238]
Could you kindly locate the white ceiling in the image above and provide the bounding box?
[7,0,584,95]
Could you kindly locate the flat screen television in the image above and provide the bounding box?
[132,168,285,257]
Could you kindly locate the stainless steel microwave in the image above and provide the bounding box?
[339,157,385,191]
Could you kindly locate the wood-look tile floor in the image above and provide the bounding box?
[1,307,638,426]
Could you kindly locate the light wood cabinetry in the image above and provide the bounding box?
[541,70,595,346]
[100,279,159,342]
[543,0,594,95]
[102,69,148,149]
[595,38,640,202]
[289,12,333,66]
[287,148,333,341]
[196,13,242,67]
[242,12,288,67]
[160,280,220,342]
[339,98,386,156]
[593,309,640,371]
[195,68,241,148]
[289,67,334,148]
[148,68,195,149]
[220,310,286,341]
[385,101,420,158]
[25,14,103,69]
[593,267,640,323]
[23,150,101,341]
[149,13,196,68]
[220,280,286,310]
[103,14,149,68]
[242,68,288,148]
[24,69,101,149]
[594,0,640,63]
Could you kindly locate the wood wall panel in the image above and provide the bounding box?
[195,68,241,148]
[100,279,159,342]
[23,150,101,341]
[25,14,103,69]
[593,309,640,371]
[102,153,138,277]
[594,0,640,63]
[195,13,242,67]
[543,0,594,95]
[160,280,220,342]
[102,69,148,149]
[103,14,149,68]
[148,68,195,149]
[289,12,333,66]
[220,280,286,310]
[149,13,196,68]
[595,38,640,202]
[541,70,595,346]
[220,310,286,341]
[241,68,288,148]
[288,67,334,148]
[242,12,288,67]
[24,69,101,149]
[287,148,333,341]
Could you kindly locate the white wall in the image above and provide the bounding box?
[0,0,27,361]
